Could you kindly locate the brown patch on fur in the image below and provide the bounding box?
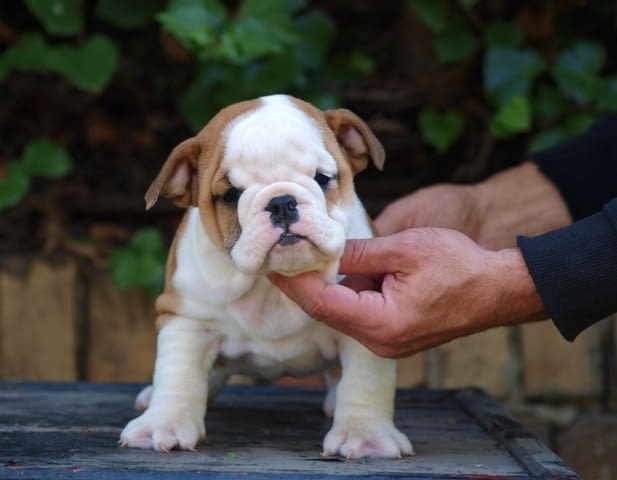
[289,97,386,217]
[194,99,263,251]
[145,138,201,209]
[322,108,385,173]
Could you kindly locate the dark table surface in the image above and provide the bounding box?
[0,382,580,479]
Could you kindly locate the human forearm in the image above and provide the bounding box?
[375,162,573,251]
[472,162,573,249]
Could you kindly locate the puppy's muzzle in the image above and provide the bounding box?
[266,194,304,246]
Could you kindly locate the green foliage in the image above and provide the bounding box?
[0,3,119,93]
[409,1,615,152]
[95,0,160,29]
[109,228,167,298]
[0,138,73,210]
[418,108,465,153]
[24,0,82,36]
[409,0,448,33]
[483,47,545,106]
[553,41,606,104]
[433,14,477,64]
[46,35,119,91]
[490,95,531,139]
[156,0,360,131]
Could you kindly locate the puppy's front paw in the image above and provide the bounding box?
[119,409,205,452]
[323,416,413,459]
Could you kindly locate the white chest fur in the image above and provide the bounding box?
[171,208,341,377]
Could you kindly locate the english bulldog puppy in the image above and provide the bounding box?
[119,94,413,459]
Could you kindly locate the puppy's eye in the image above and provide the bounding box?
[221,187,242,205]
[314,172,332,189]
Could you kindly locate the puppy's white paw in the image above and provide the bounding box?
[119,409,205,452]
[134,385,154,411]
[323,416,413,459]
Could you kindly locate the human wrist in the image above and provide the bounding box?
[488,247,548,327]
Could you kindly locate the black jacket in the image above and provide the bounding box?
[518,113,617,341]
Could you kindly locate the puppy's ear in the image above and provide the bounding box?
[324,109,385,174]
[145,138,201,209]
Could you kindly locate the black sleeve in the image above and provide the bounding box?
[517,198,617,341]
[529,112,617,220]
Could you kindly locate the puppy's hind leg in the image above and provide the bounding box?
[207,368,229,404]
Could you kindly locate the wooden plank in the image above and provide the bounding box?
[0,382,580,479]
[0,258,78,380]
[521,319,605,397]
[87,273,157,382]
[438,328,512,397]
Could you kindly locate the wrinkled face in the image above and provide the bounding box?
[212,96,352,276]
[145,94,384,278]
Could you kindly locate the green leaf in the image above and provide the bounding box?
[109,228,166,297]
[46,35,119,91]
[109,249,141,289]
[553,41,607,104]
[595,76,617,114]
[484,46,545,106]
[22,138,73,178]
[157,0,227,53]
[24,0,82,36]
[534,85,571,121]
[561,113,595,138]
[433,14,477,63]
[0,161,31,210]
[294,9,336,70]
[528,128,567,153]
[3,33,48,72]
[178,64,241,131]
[490,95,531,139]
[96,0,160,29]
[484,21,524,48]
[418,108,465,153]
[218,0,297,62]
[129,227,165,256]
[528,113,595,152]
[408,0,448,33]
[243,47,304,93]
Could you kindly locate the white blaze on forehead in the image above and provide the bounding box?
[221,95,336,185]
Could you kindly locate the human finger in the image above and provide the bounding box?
[267,272,387,334]
[374,195,418,235]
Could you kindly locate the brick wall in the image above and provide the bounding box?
[1,256,615,478]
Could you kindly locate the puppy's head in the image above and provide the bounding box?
[145,95,384,277]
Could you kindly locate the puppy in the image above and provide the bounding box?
[119,94,413,459]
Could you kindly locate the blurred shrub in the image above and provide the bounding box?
[408,0,617,153]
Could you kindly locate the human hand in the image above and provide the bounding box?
[376,162,572,250]
[269,228,547,358]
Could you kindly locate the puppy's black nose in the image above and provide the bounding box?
[265,194,299,229]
